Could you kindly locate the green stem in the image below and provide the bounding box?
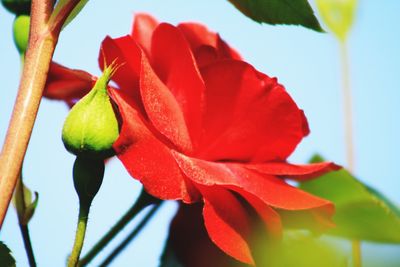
[19,223,36,267]
[98,203,162,267]
[352,240,361,267]
[78,190,159,266]
[68,203,90,267]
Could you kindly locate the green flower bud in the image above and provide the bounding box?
[2,0,31,15]
[62,65,119,160]
[13,15,30,55]
[73,157,104,206]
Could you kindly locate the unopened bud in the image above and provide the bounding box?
[13,15,30,55]
[62,65,119,159]
[2,0,31,15]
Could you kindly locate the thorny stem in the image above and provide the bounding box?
[0,0,82,228]
[15,40,36,266]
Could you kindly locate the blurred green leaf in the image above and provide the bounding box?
[257,230,348,267]
[300,155,400,243]
[0,242,16,267]
[227,0,323,32]
[316,0,357,41]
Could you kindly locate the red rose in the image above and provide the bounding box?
[45,14,339,265]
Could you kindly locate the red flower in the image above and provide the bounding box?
[45,14,340,265]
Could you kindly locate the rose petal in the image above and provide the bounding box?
[131,13,159,55]
[140,54,193,153]
[98,35,141,95]
[178,22,241,61]
[238,190,282,236]
[198,60,307,162]
[300,110,310,136]
[110,88,199,203]
[200,186,255,265]
[168,204,249,267]
[151,23,205,145]
[172,152,334,215]
[193,45,219,68]
[245,161,341,181]
[44,62,94,102]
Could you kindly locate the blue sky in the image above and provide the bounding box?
[1,0,399,266]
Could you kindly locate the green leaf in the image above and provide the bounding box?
[12,178,31,215]
[63,0,89,29]
[49,0,89,30]
[316,0,357,41]
[227,0,323,32]
[300,155,400,243]
[12,178,39,225]
[50,0,69,20]
[21,191,39,225]
[0,242,16,267]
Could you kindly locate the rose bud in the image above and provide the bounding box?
[13,14,30,55]
[62,65,119,160]
[1,0,31,16]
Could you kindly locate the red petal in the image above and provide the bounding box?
[131,13,159,55]
[168,204,248,267]
[44,62,94,102]
[110,89,199,203]
[98,35,141,95]
[245,161,341,181]
[140,54,193,153]
[238,190,282,236]
[197,60,307,162]
[300,110,310,136]
[200,187,255,265]
[172,152,334,214]
[151,23,205,145]
[193,45,219,68]
[178,22,241,62]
